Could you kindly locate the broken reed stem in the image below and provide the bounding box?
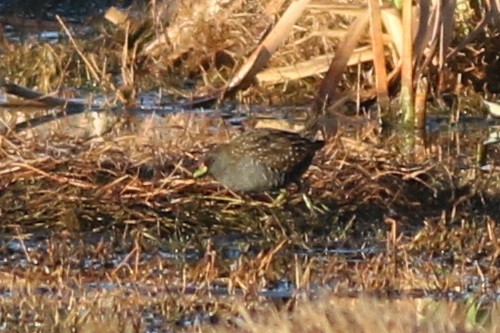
[56,15,100,82]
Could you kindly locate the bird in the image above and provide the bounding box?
[204,128,324,192]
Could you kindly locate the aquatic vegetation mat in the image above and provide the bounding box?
[0,114,498,331]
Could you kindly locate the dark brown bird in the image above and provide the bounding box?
[205,128,324,192]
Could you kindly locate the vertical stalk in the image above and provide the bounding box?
[369,0,391,119]
[401,0,415,128]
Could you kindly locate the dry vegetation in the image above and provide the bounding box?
[0,0,499,332]
[0,116,497,331]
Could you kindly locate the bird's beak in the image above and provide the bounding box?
[193,164,208,178]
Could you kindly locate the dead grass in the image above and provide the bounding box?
[0,0,409,103]
[0,1,499,331]
[0,112,497,235]
[0,115,497,332]
[1,0,496,106]
[211,296,499,333]
[0,277,496,332]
